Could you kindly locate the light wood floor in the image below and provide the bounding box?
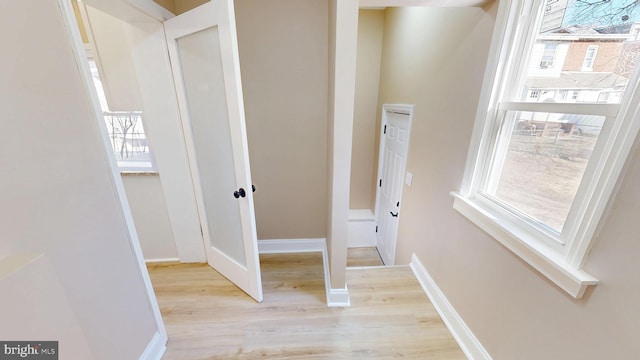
[147,253,465,359]
[347,247,384,267]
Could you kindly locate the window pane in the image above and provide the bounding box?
[88,60,155,171]
[488,111,605,232]
[519,0,640,104]
[103,112,154,170]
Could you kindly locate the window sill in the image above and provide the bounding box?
[120,171,159,176]
[451,192,598,299]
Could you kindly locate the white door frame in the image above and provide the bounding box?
[335,2,479,271]
[81,0,207,264]
[373,104,414,265]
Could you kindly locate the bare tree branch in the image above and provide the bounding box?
[569,0,640,27]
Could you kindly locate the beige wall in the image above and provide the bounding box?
[1,255,94,358]
[235,0,328,239]
[1,0,160,356]
[327,0,359,291]
[381,3,640,359]
[122,175,178,260]
[86,5,142,111]
[351,9,384,210]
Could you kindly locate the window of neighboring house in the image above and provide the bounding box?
[598,92,610,103]
[454,0,640,298]
[88,60,156,172]
[539,42,557,68]
[571,90,579,100]
[582,45,599,71]
[529,90,540,99]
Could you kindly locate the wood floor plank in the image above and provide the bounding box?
[148,253,465,359]
[347,247,384,267]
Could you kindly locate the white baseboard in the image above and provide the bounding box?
[139,332,167,360]
[144,257,180,264]
[409,253,492,360]
[348,209,377,248]
[327,286,351,307]
[258,238,351,307]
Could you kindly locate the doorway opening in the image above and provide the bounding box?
[68,0,263,301]
[373,105,414,266]
[348,8,415,268]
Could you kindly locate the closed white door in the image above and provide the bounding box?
[375,105,414,265]
[164,0,262,301]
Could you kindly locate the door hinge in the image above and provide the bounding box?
[199,225,204,237]
[384,124,387,134]
[379,179,382,187]
[375,225,378,233]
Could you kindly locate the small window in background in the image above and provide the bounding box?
[539,43,558,68]
[581,45,599,71]
[88,61,156,171]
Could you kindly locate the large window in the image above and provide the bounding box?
[455,0,640,298]
[88,60,155,171]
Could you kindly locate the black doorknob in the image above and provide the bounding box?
[233,188,246,199]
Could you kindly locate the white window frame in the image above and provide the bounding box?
[453,0,640,299]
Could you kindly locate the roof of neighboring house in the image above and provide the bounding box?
[556,26,602,35]
[526,72,628,89]
[554,23,634,35]
[596,23,635,34]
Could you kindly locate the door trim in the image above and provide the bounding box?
[373,104,415,265]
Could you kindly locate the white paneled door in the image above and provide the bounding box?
[375,105,414,266]
[164,0,262,302]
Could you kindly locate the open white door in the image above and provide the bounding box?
[164,0,262,302]
[374,104,414,266]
